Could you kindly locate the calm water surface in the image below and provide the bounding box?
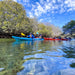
[0,39,75,75]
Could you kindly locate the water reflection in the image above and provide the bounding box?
[0,39,75,75]
[61,40,75,68]
[16,40,75,75]
[62,46,75,58]
[0,40,25,75]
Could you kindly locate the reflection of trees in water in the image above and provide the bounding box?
[62,45,75,68]
[40,40,63,51]
[0,40,63,75]
[0,40,45,75]
[12,40,63,59]
[0,41,25,75]
[70,63,75,68]
[12,40,75,74]
[62,46,75,58]
[20,40,63,56]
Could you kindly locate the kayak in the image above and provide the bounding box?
[12,36,44,41]
[44,37,68,41]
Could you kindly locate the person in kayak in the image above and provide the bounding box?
[58,36,61,39]
[68,37,72,40]
[64,36,68,39]
[35,32,39,38]
[53,37,57,39]
[27,33,35,38]
[39,34,42,38]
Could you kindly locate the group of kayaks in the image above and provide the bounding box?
[44,37,69,41]
[12,36,71,41]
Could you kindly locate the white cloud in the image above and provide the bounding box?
[34,2,46,16]
[45,3,52,10]
[64,0,75,8]
[67,8,73,12]
[40,0,44,4]
[49,19,52,22]
[57,0,62,3]
[39,19,43,22]
[29,12,34,18]
[23,0,75,18]
[34,9,39,16]
[31,4,36,11]
[37,3,45,13]
[31,1,59,17]
[52,11,55,13]
[52,5,58,10]
[13,0,17,2]
[64,0,75,12]
[45,5,50,10]
[23,0,30,3]
[14,0,22,2]
[60,8,65,14]
[64,0,69,4]
[46,0,49,3]
[52,0,56,3]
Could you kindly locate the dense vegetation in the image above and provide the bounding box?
[63,20,75,35]
[0,0,32,34]
[0,0,62,38]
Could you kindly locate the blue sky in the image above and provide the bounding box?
[13,0,75,28]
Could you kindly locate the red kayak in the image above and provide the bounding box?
[44,37,68,41]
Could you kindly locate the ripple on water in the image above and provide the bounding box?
[0,39,75,75]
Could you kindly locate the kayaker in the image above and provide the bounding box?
[39,34,42,38]
[58,36,61,39]
[35,32,39,38]
[27,33,35,38]
[68,37,72,40]
[53,37,57,39]
[64,37,68,39]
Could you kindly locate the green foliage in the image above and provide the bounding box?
[63,20,75,34]
[37,23,52,37]
[29,18,38,33]
[0,0,32,34]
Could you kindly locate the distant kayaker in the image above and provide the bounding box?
[35,32,39,38]
[53,37,57,39]
[58,36,61,39]
[39,34,42,38]
[68,37,72,40]
[27,33,35,38]
[64,37,68,39]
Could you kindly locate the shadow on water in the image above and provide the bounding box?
[0,39,75,75]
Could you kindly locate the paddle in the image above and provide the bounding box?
[21,33,25,36]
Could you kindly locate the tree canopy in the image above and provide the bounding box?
[0,0,32,34]
[37,23,52,37]
[63,20,75,35]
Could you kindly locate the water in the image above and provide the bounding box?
[0,39,75,75]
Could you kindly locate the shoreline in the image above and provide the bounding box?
[0,33,21,38]
[0,33,74,39]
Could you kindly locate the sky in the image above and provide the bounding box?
[13,0,75,28]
